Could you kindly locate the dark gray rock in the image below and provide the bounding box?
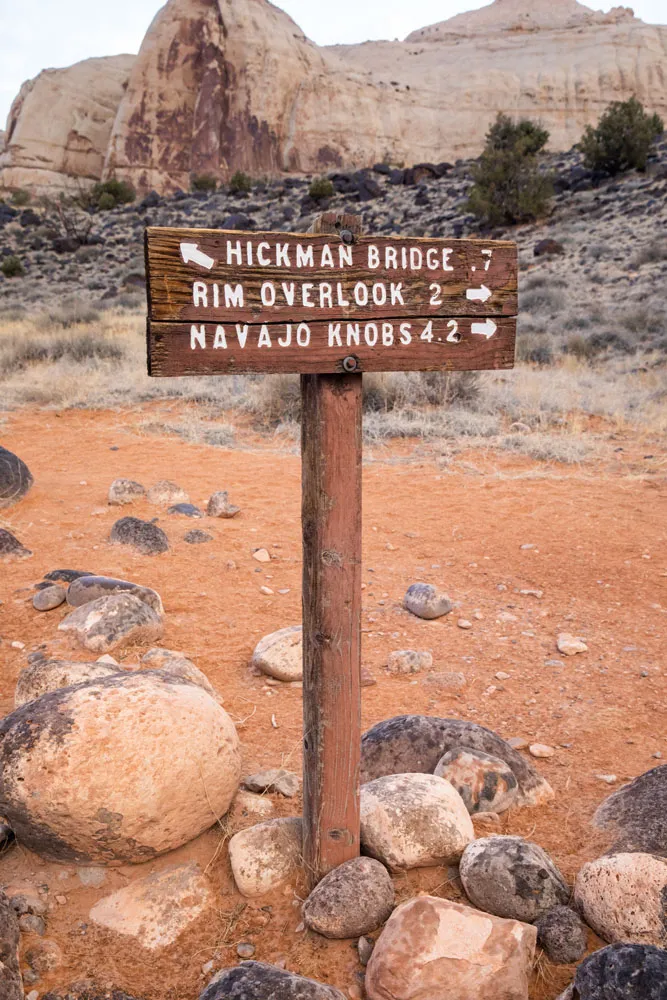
[0,445,33,509]
[110,517,169,555]
[42,569,95,585]
[434,747,519,815]
[403,583,453,619]
[460,836,570,922]
[58,593,163,653]
[0,890,23,1000]
[167,503,203,518]
[594,765,667,854]
[572,944,667,999]
[0,528,32,560]
[33,584,66,611]
[42,988,144,1000]
[199,962,346,1000]
[361,716,553,807]
[66,576,163,614]
[184,529,213,544]
[0,817,14,853]
[536,906,587,965]
[303,857,395,939]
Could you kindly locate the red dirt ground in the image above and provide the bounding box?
[1,405,666,1000]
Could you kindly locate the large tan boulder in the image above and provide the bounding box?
[14,658,121,708]
[0,55,134,193]
[0,673,241,864]
[365,895,536,1000]
[574,853,667,946]
[228,817,302,897]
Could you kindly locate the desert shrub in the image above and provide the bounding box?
[467,113,553,226]
[520,286,564,314]
[580,97,664,175]
[45,298,101,328]
[516,334,553,365]
[588,331,634,354]
[1,332,125,373]
[229,171,252,194]
[308,177,335,202]
[10,189,30,206]
[90,179,136,210]
[1,256,25,278]
[191,173,218,193]
[629,239,667,269]
[563,334,597,360]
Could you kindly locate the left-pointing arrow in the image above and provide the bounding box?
[470,319,497,339]
[180,243,215,270]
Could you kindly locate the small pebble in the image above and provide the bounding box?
[507,737,529,750]
[33,585,66,612]
[358,936,374,966]
[529,743,555,758]
[457,619,472,630]
[253,548,271,563]
[360,666,377,688]
[557,632,588,656]
[596,774,617,784]
[237,942,255,958]
[260,586,274,595]
[11,641,25,649]
[495,671,511,680]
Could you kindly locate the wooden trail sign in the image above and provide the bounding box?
[145,213,517,887]
[146,224,517,376]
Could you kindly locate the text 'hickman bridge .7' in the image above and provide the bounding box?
[145,227,518,375]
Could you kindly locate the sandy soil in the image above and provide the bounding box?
[1,405,666,1000]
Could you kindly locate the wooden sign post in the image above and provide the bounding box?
[146,212,517,887]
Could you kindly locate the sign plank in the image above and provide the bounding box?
[145,227,517,325]
[148,316,516,375]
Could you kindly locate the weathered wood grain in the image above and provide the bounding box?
[301,371,362,885]
[147,316,516,375]
[145,226,517,324]
[302,212,363,887]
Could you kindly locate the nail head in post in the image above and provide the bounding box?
[340,228,355,245]
[342,356,359,373]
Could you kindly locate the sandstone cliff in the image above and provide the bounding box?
[1,0,666,195]
[0,56,135,194]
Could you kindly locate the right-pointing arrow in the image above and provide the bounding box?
[466,284,492,303]
[471,319,497,339]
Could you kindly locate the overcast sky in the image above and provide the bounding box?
[1,0,665,128]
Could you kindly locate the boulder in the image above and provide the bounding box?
[361,716,554,807]
[403,583,453,619]
[143,656,219,701]
[108,479,145,506]
[460,836,570,922]
[423,671,467,691]
[33,584,66,611]
[535,906,587,965]
[109,517,169,555]
[360,773,474,871]
[593,764,667,854]
[228,790,275,832]
[42,569,95,585]
[0,672,241,863]
[571,943,667,999]
[89,863,214,949]
[302,857,395,939]
[207,492,240,518]
[0,890,22,1000]
[574,853,667,946]
[365,895,536,1000]
[199,962,346,1000]
[0,446,33,508]
[66,576,164,614]
[459,835,570,923]
[0,528,32,560]
[387,650,433,674]
[434,747,519,815]
[146,480,189,505]
[58,593,163,653]
[228,818,302,897]
[251,625,302,682]
[242,769,299,798]
[15,659,121,707]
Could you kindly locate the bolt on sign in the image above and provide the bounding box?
[145,214,517,889]
[145,224,517,375]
